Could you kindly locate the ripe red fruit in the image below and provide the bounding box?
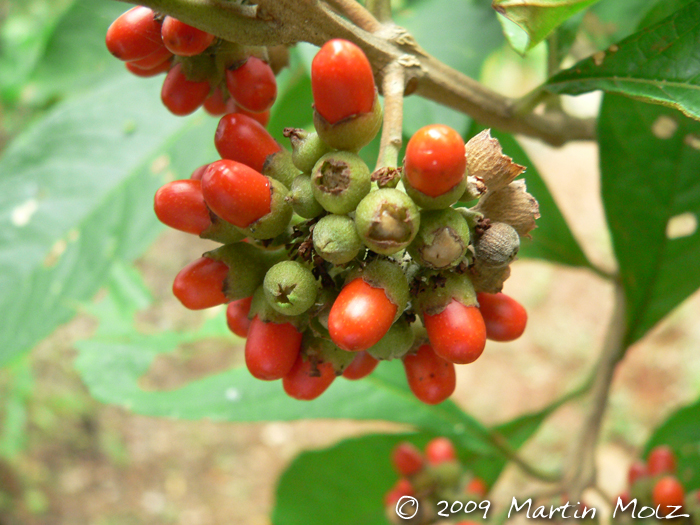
[172,257,228,310]
[154,179,212,235]
[226,57,277,113]
[200,159,271,228]
[105,7,164,61]
[628,460,648,486]
[190,163,209,181]
[203,87,230,116]
[311,39,375,124]
[127,46,172,70]
[425,437,457,465]
[161,16,215,57]
[234,104,270,127]
[652,476,685,516]
[465,478,488,498]
[403,344,456,405]
[245,316,302,380]
[161,63,211,116]
[647,445,677,476]
[283,356,336,400]
[477,292,528,342]
[342,351,379,380]
[423,300,486,364]
[391,442,424,476]
[384,478,414,507]
[226,297,253,337]
[214,113,281,173]
[125,58,171,77]
[404,124,466,198]
[328,278,397,352]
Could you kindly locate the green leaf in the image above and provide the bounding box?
[493,0,600,52]
[0,74,217,366]
[587,0,662,45]
[644,398,700,490]
[484,128,592,269]
[598,93,700,345]
[545,2,700,122]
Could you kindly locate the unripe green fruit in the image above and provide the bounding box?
[366,316,414,360]
[205,243,284,301]
[311,151,371,214]
[285,128,334,173]
[263,260,318,316]
[312,214,364,265]
[237,178,293,240]
[347,258,409,321]
[355,188,420,255]
[408,208,470,269]
[249,285,306,328]
[263,149,299,189]
[414,271,477,316]
[313,92,382,152]
[474,222,520,268]
[287,174,324,219]
[200,214,247,244]
[302,333,355,374]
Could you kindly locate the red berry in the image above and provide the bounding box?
[105,7,164,61]
[403,344,456,405]
[311,39,375,124]
[161,63,211,116]
[342,351,379,380]
[172,257,228,310]
[190,163,209,181]
[465,478,488,498]
[203,87,230,116]
[154,179,212,235]
[214,113,281,173]
[161,16,215,56]
[477,292,527,342]
[647,445,676,476]
[226,297,253,337]
[328,278,397,352]
[234,104,270,128]
[245,316,302,380]
[127,46,172,70]
[200,159,271,228]
[425,437,457,465]
[283,356,336,400]
[628,460,648,486]
[226,57,277,113]
[652,476,685,516]
[423,300,486,364]
[391,442,424,476]
[404,124,466,198]
[384,478,414,507]
[125,58,171,77]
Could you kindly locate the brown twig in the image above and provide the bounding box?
[376,60,405,170]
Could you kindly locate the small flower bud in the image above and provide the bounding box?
[473,222,520,268]
[355,189,420,255]
[287,174,324,219]
[311,151,371,214]
[263,260,318,316]
[312,214,364,265]
[237,178,293,240]
[407,208,470,270]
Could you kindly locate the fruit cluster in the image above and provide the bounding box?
[107,9,538,404]
[618,445,699,519]
[386,438,487,525]
[106,6,283,120]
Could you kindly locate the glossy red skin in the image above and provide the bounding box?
[391,442,424,476]
[161,16,215,56]
[245,316,302,380]
[190,163,209,181]
[226,297,253,337]
[161,63,211,116]
[328,278,397,352]
[342,351,379,380]
[311,39,375,124]
[128,46,172,69]
[234,104,270,128]
[125,58,171,77]
[200,159,271,228]
[647,445,677,475]
[203,87,229,116]
[172,257,228,310]
[477,292,528,342]
[154,179,211,235]
[404,124,466,198]
[652,476,685,516]
[628,460,648,486]
[423,300,486,364]
[384,478,414,506]
[425,437,457,465]
[283,356,336,400]
[215,113,281,173]
[226,57,277,113]
[465,478,488,498]
[403,344,456,405]
[106,6,164,61]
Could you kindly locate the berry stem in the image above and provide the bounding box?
[375,60,404,171]
[324,0,382,33]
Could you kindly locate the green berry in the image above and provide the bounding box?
[237,178,293,240]
[354,188,420,255]
[408,208,470,269]
[312,214,364,265]
[287,174,324,219]
[311,151,371,214]
[263,260,318,316]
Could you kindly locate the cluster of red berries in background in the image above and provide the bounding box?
[107,8,532,404]
[618,445,699,519]
[386,437,487,525]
